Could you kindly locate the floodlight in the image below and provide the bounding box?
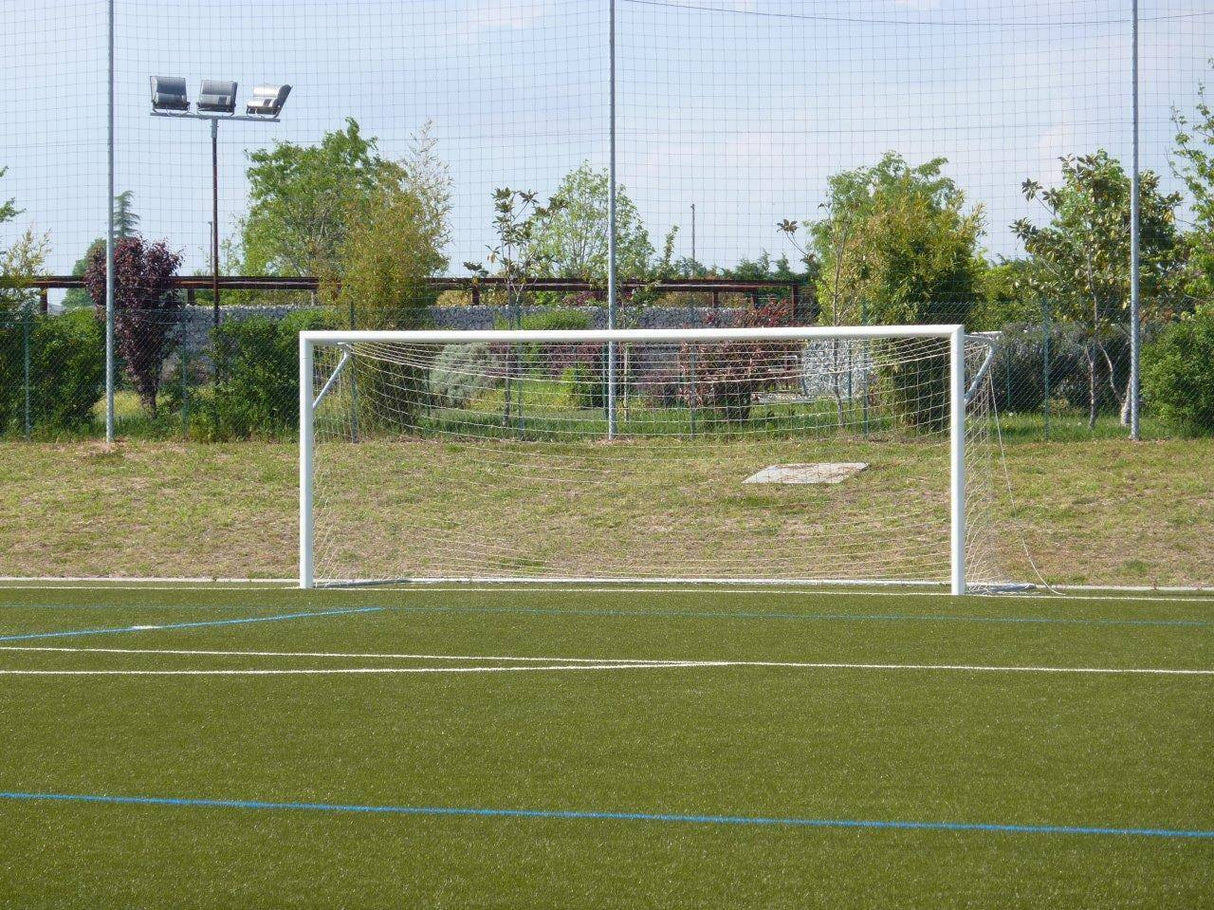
[246,84,292,117]
[197,80,238,115]
[150,76,189,112]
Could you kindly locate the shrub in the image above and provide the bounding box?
[429,342,505,409]
[0,309,104,435]
[1143,310,1214,435]
[30,310,106,429]
[515,309,593,332]
[566,354,609,410]
[0,309,22,432]
[205,309,333,438]
[677,300,798,423]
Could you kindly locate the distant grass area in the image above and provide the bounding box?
[0,584,1209,908]
[1,428,1212,585]
[996,409,1174,443]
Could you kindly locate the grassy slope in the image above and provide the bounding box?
[0,436,1211,586]
[0,586,1209,908]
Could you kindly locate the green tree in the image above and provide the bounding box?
[1172,68,1214,304]
[782,154,982,430]
[466,187,566,427]
[239,119,406,282]
[113,190,140,238]
[971,258,1038,330]
[784,153,983,328]
[0,166,19,229]
[1013,150,1183,426]
[526,162,653,283]
[339,179,448,330]
[0,167,49,312]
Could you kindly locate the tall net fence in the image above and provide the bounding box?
[0,1,1211,587]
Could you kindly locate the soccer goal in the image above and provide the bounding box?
[300,326,1002,593]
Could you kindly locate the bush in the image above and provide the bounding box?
[429,342,505,409]
[31,309,106,429]
[0,309,22,432]
[516,309,593,332]
[490,308,604,407]
[677,300,798,423]
[566,354,609,410]
[205,309,333,438]
[1144,310,1214,435]
[0,309,104,435]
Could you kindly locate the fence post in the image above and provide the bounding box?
[861,298,869,436]
[1042,299,1051,440]
[688,346,697,438]
[181,333,190,438]
[22,305,32,439]
[1004,339,1011,410]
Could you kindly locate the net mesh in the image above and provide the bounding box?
[309,331,1010,587]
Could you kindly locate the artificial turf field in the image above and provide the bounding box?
[0,583,1210,908]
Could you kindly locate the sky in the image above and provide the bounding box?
[1,0,1211,289]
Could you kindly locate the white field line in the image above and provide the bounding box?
[0,662,703,677]
[1,575,1207,595]
[0,647,1209,677]
[0,645,653,664]
[0,582,1211,606]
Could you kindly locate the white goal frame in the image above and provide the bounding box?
[300,325,968,594]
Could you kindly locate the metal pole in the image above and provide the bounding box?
[949,326,966,596]
[211,118,221,326]
[1043,299,1051,440]
[105,0,115,444]
[606,0,618,439]
[688,347,696,438]
[22,305,31,439]
[1128,0,1142,440]
[299,335,314,589]
[861,297,869,436]
[690,203,696,264]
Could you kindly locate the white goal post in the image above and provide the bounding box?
[301,325,980,594]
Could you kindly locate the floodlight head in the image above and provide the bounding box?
[246,84,291,117]
[150,76,189,113]
[197,80,238,115]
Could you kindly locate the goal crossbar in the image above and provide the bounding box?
[300,325,969,595]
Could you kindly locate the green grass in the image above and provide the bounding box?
[0,583,1210,907]
[1,432,1211,587]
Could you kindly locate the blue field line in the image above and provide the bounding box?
[383,604,1212,628]
[0,790,1210,840]
[0,607,383,643]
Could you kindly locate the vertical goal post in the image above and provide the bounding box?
[300,324,975,594]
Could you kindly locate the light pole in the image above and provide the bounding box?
[150,78,291,325]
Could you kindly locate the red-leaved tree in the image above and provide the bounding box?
[678,299,800,423]
[84,237,182,416]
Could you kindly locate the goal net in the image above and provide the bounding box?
[301,326,1006,593]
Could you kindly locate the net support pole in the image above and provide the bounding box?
[605,0,618,439]
[1128,0,1142,441]
[299,335,315,589]
[211,118,221,326]
[950,326,966,596]
[104,0,115,444]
